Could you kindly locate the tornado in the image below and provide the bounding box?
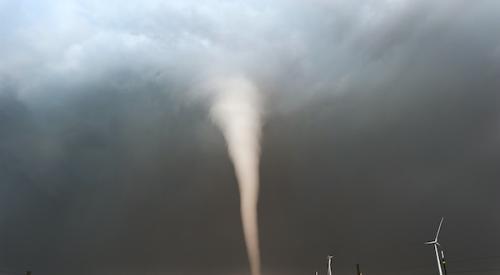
[210,75,262,275]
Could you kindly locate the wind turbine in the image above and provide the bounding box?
[425,217,445,275]
[327,255,334,275]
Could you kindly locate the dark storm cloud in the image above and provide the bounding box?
[1,0,500,274]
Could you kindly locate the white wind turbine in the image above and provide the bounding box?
[425,217,445,275]
[327,255,333,275]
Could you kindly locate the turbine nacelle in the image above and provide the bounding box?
[425,240,440,246]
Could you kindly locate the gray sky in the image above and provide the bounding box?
[1,0,500,274]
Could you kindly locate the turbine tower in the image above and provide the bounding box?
[327,255,334,275]
[425,217,445,275]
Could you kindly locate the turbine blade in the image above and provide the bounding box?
[435,217,444,241]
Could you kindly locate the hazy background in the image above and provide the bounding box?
[1,0,500,274]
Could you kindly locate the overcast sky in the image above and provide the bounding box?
[1,0,500,274]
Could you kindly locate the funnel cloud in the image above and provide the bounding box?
[210,75,262,275]
[1,0,500,275]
